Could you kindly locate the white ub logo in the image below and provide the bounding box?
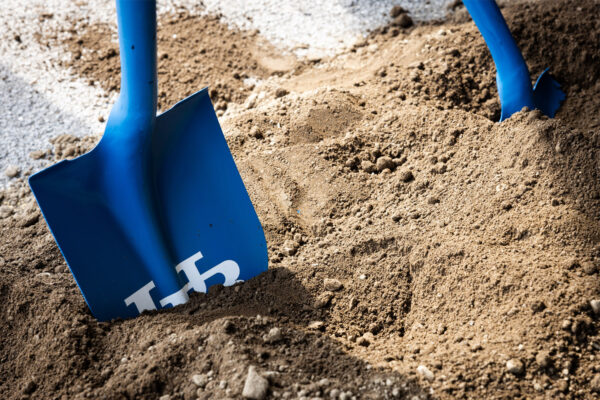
[124,251,241,314]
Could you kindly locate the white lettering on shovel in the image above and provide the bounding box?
[124,251,241,315]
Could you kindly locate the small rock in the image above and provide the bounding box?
[4,165,19,178]
[223,319,236,334]
[314,292,333,309]
[416,365,434,381]
[242,366,269,399]
[249,126,263,139]
[308,321,324,331]
[329,388,340,398]
[282,240,299,256]
[0,205,14,219]
[536,351,552,369]
[556,379,569,393]
[98,115,105,123]
[159,396,170,400]
[376,156,395,172]
[345,157,359,169]
[394,14,413,29]
[191,374,209,388]
[427,196,440,205]
[361,160,376,173]
[275,88,289,98]
[264,327,282,344]
[506,359,524,375]
[561,319,572,331]
[582,261,598,275]
[590,299,600,315]
[324,278,343,292]
[356,336,370,347]
[22,380,37,395]
[29,150,46,160]
[399,169,414,182]
[19,214,39,228]
[591,374,600,393]
[531,300,546,314]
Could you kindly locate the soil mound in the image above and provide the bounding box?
[2,1,600,399]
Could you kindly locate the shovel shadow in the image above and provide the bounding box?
[109,267,429,398]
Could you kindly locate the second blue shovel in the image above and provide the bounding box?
[464,0,565,121]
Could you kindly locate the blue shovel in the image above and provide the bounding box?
[29,0,268,321]
[463,0,565,121]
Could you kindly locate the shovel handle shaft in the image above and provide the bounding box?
[463,0,535,120]
[115,0,157,119]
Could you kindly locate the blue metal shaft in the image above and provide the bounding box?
[463,0,535,120]
[103,0,186,306]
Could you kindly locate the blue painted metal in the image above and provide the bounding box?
[28,0,268,321]
[463,0,565,121]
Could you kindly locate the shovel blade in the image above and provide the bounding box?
[533,68,565,118]
[29,88,268,321]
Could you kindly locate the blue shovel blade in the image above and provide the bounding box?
[29,88,268,321]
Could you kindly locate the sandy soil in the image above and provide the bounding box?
[1,1,600,399]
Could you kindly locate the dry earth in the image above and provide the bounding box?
[1,1,600,399]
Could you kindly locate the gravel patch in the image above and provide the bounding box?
[201,0,456,58]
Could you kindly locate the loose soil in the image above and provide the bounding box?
[2,1,600,399]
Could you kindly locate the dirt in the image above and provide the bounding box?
[2,0,600,399]
[56,13,300,113]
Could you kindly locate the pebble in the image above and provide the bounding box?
[314,292,333,308]
[394,14,413,28]
[275,88,289,98]
[159,396,170,400]
[4,165,19,178]
[191,374,209,388]
[249,126,263,139]
[0,205,14,219]
[264,327,282,343]
[361,160,376,173]
[399,169,414,182]
[561,319,572,331]
[22,380,37,394]
[375,156,395,172]
[590,299,600,315]
[591,374,600,393]
[582,261,598,275]
[324,278,343,292]
[556,380,569,393]
[308,321,325,330]
[536,350,552,369]
[416,365,434,381]
[29,150,45,160]
[242,366,269,400]
[19,213,39,228]
[506,359,524,375]
[329,388,340,398]
[282,240,300,256]
[357,336,370,347]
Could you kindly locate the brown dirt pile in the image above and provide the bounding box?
[2,1,600,399]
[53,13,299,112]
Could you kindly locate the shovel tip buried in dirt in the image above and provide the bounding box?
[464,0,565,121]
[29,0,268,321]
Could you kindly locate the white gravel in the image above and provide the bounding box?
[0,0,454,188]
[201,0,455,58]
